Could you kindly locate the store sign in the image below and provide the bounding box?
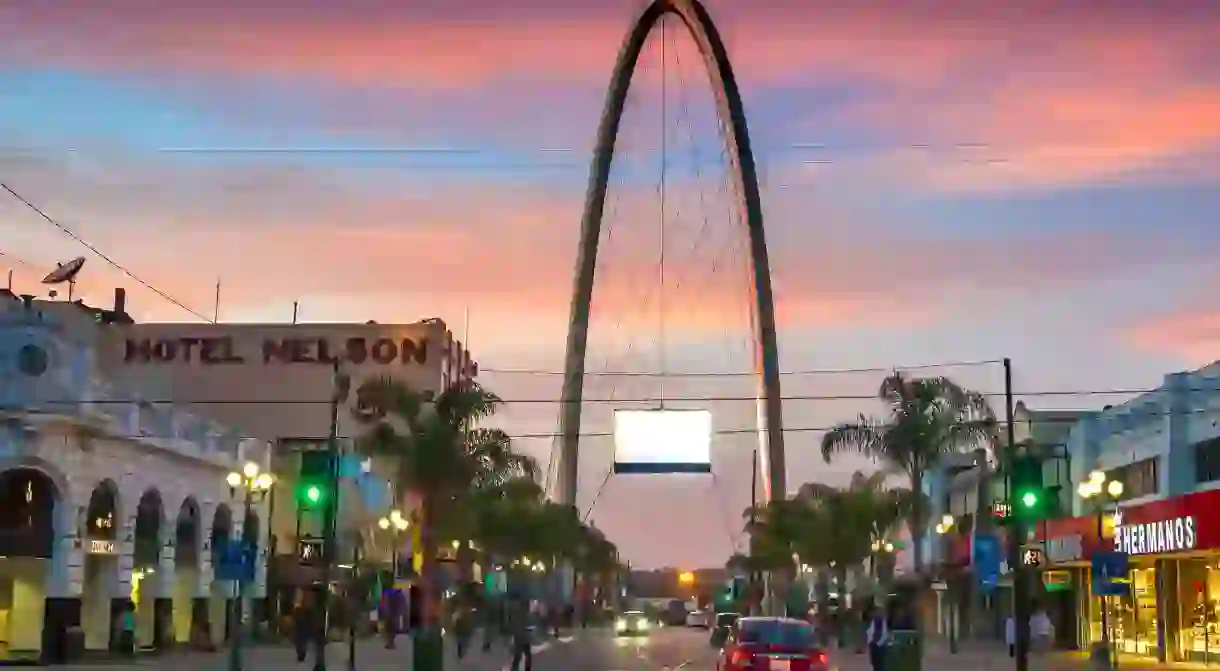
[1045,535,1083,563]
[1112,510,1196,556]
[123,336,429,366]
[1021,547,1045,568]
[88,539,117,555]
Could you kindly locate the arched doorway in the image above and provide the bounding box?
[81,480,119,652]
[172,499,199,645]
[207,505,232,646]
[131,490,162,650]
[0,468,57,658]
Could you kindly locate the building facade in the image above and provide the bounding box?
[69,293,480,621]
[0,292,270,661]
[1037,361,1220,666]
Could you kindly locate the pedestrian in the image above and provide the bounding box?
[507,596,534,671]
[1005,613,1016,658]
[384,588,403,649]
[454,603,474,659]
[1030,603,1055,668]
[293,594,313,662]
[864,604,889,671]
[118,602,136,658]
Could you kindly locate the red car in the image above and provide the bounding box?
[716,616,828,671]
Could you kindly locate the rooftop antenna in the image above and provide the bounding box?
[42,256,86,301]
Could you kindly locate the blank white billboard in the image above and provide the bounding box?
[613,409,712,474]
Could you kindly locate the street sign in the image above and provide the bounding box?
[972,533,1000,591]
[297,538,324,565]
[215,539,256,582]
[1021,546,1045,568]
[1091,551,1130,596]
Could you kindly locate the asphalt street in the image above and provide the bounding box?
[55,626,921,670]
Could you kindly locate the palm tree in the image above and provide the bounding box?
[800,472,913,643]
[819,373,994,576]
[352,376,534,671]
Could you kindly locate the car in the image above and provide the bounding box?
[687,610,712,628]
[716,616,827,671]
[709,611,740,647]
[615,610,653,637]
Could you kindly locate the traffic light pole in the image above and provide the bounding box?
[1003,358,1031,671]
[313,361,343,671]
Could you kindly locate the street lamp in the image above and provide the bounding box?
[934,515,959,653]
[376,510,410,649]
[226,461,273,671]
[1078,469,1124,669]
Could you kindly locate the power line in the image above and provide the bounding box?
[16,404,1220,444]
[0,183,213,322]
[33,386,1220,406]
[481,358,1004,377]
[582,469,615,522]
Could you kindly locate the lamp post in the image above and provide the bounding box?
[1077,469,1124,670]
[225,462,274,671]
[376,511,409,649]
[934,514,958,654]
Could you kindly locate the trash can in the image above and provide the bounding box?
[886,629,922,671]
[1089,642,1114,670]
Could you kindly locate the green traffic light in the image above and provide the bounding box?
[1021,491,1038,507]
[306,485,322,502]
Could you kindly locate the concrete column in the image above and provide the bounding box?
[1165,372,1194,496]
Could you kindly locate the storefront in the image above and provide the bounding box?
[1038,488,1220,665]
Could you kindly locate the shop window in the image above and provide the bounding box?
[1174,558,1220,663]
[1196,436,1220,484]
[1107,458,1159,500]
[1090,563,1160,658]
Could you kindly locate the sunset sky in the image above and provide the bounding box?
[3,0,1220,569]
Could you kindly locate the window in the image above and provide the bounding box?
[738,619,817,648]
[1196,437,1220,484]
[1107,458,1159,499]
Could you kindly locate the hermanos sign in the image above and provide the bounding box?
[123,336,428,366]
[1113,510,1196,556]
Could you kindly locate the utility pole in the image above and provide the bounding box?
[314,360,346,671]
[1003,358,1031,671]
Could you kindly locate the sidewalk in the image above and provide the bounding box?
[920,640,1189,670]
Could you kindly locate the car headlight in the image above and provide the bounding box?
[615,619,626,630]
[639,620,650,630]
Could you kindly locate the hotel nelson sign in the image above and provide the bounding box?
[122,335,429,366]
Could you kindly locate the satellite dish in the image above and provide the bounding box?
[42,257,86,285]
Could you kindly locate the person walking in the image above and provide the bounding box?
[1029,604,1055,669]
[507,596,534,671]
[292,594,314,662]
[454,602,475,659]
[864,605,890,671]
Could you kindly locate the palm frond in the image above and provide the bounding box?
[819,415,886,463]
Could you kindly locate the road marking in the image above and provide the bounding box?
[532,642,551,653]
[559,635,575,643]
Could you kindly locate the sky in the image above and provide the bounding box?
[4,0,1220,569]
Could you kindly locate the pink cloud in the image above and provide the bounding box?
[1127,309,1220,364]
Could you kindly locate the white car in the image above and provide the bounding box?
[686,610,712,628]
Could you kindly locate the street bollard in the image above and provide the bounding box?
[886,629,922,671]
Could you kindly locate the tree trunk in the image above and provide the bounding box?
[414,492,444,671]
[909,471,925,576]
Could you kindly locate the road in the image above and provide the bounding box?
[62,627,1149,670]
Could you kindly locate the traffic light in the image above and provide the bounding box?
[1012,453,1045,521]
[297,451,334,508]
[678,571,695,585]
